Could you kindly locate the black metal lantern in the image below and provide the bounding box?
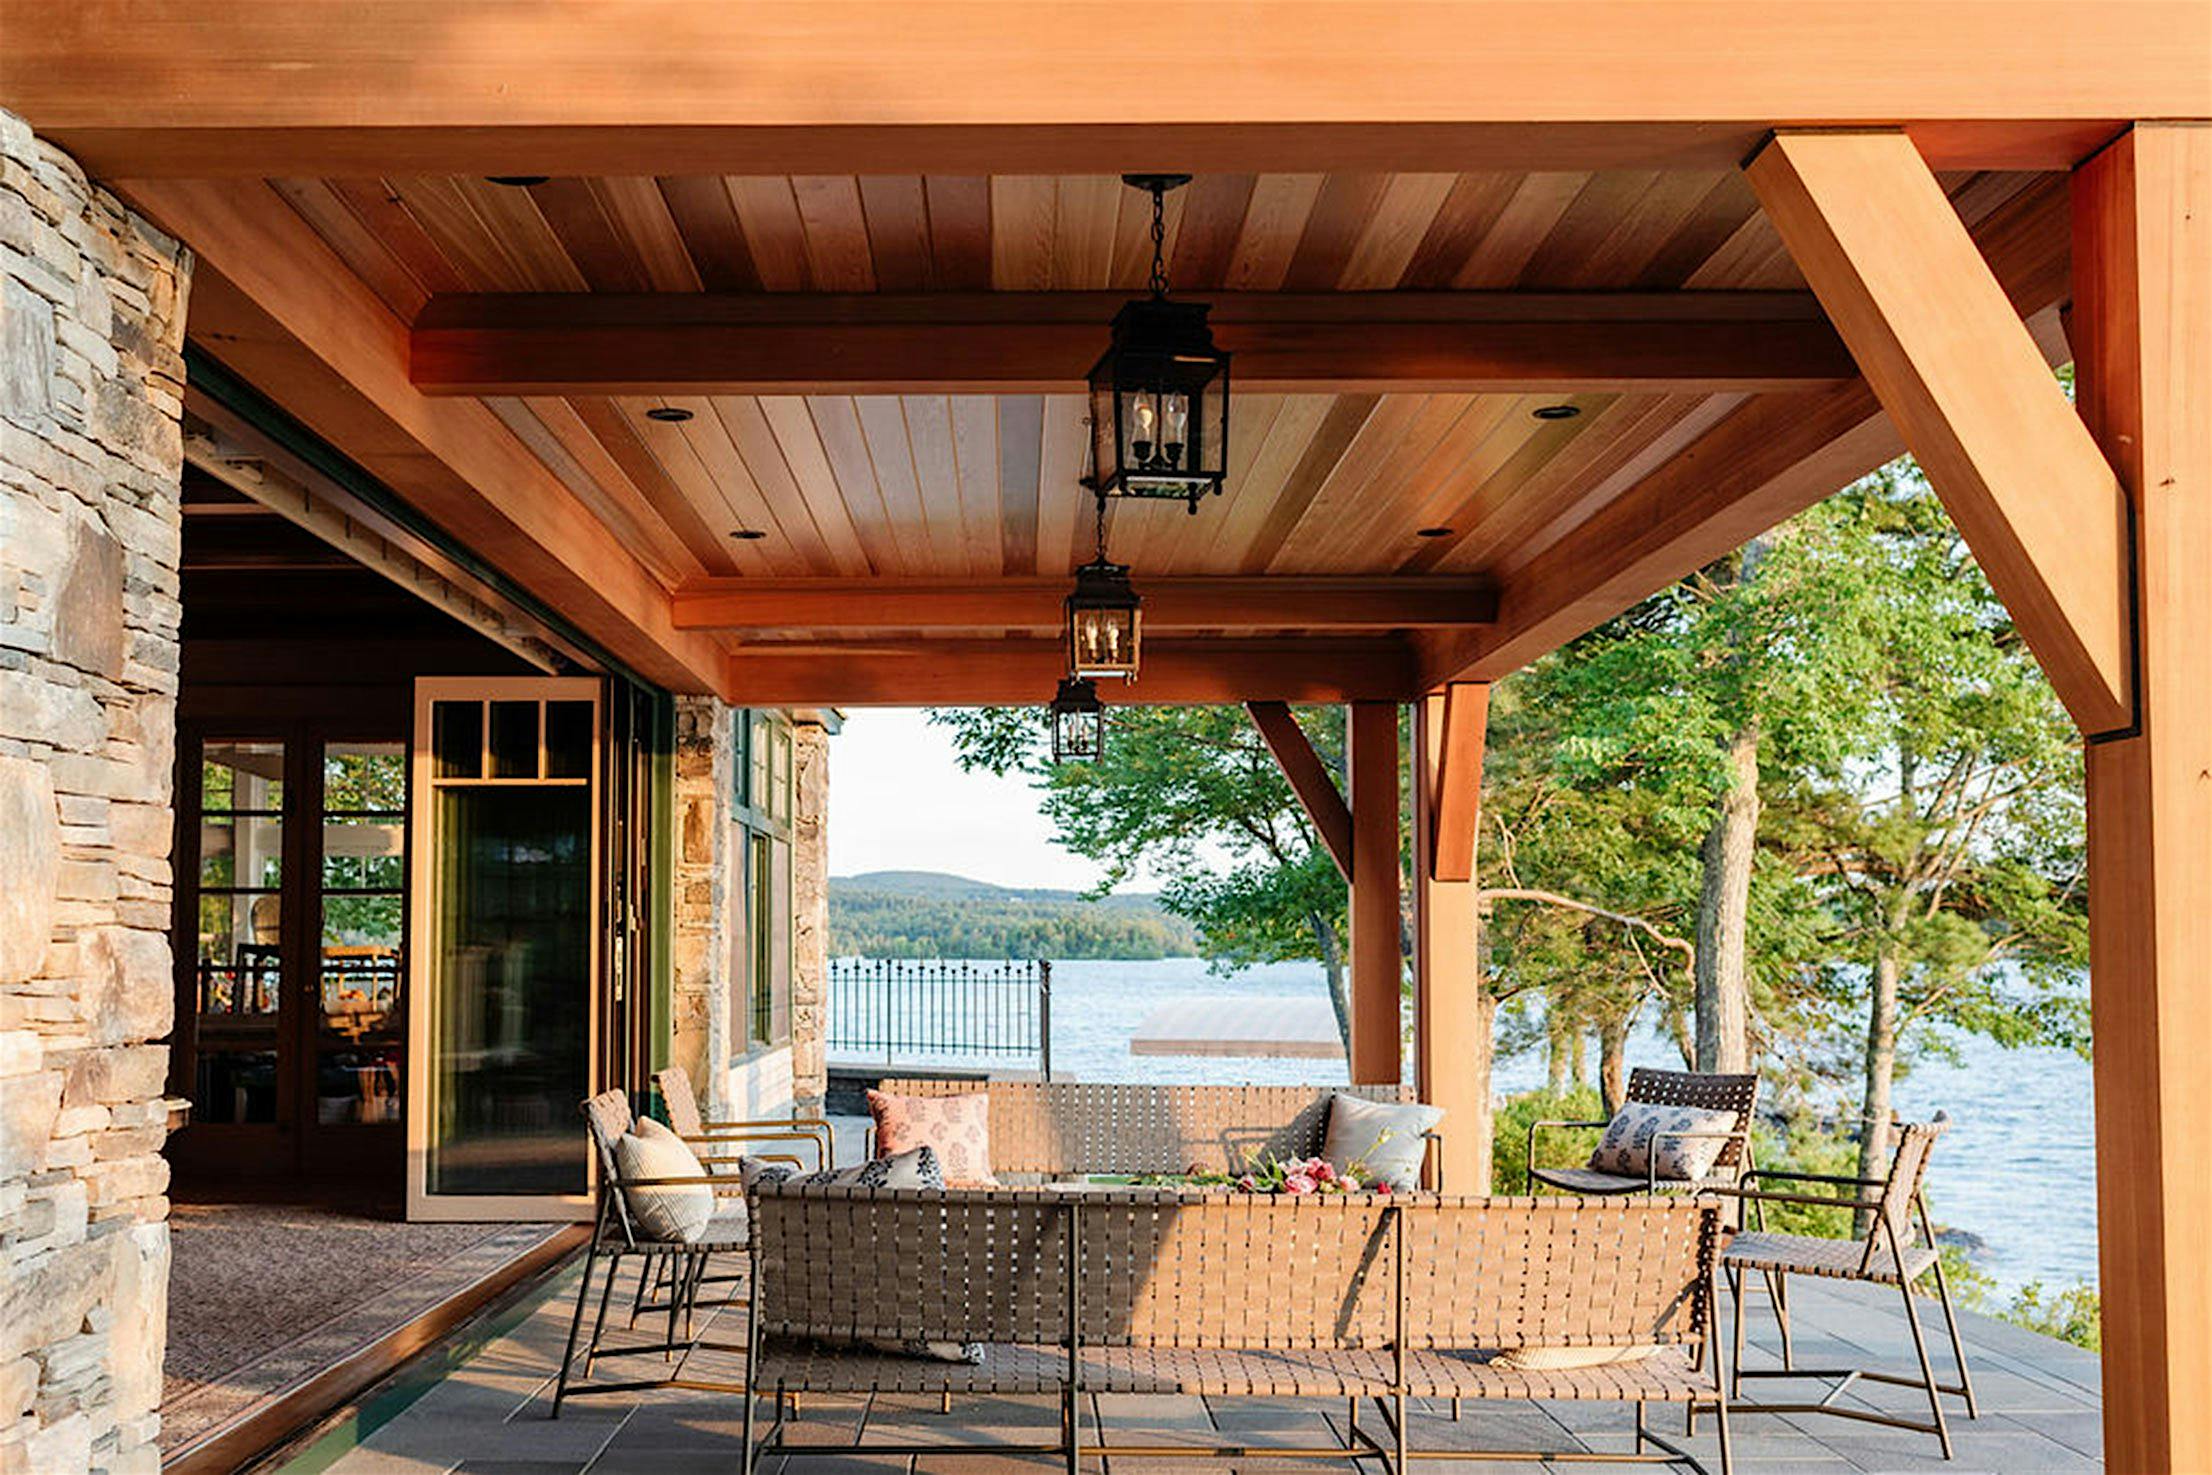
[1066,491,1141,680]
[1083,175,1231,514]
[1048,677,1105,763]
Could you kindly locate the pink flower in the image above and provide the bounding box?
[1310,1160,1337,1183]
[1340,1172,1362,1192]
[1373,1180,1393,1195]
[1236,1174,1259,1192]
[1283,1173,1316,1195]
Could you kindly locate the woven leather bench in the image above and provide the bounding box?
[872,1078,1445,1185]
[738,1188,1731,1473]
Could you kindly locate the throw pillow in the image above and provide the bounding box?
[1492,1344,1659,1371]
[1586,1103,1740,1181]
[741,1144,981,1364]
[867,1089,999,1187]
[613,1116,714,1244]
[1321,1094,1444,1191]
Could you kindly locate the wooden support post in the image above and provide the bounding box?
[1746,129,2134,736]
[1414,685,1491,1190]
[1347,701,1403,1086]
[2071,121,2212,1475]
[1247,701,1355,883]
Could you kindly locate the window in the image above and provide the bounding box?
[731,709,793,1055]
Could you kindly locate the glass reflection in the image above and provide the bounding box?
[319,743,405,1126]
[194,741,286,1124]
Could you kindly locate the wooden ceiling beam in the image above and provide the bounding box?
[1425,171,2076,686]
[674,576,1496,632]
[720,638,1420,706]
[412,292,1854,395]
[1747,129,2132,734]
[6,3,2200,176]
[115,177,727,695]
[1246,701,1355,882]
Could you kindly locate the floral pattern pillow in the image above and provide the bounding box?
[867,1090,999,1187]
[1586,1103,1739,1181]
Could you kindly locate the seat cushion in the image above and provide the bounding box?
[1587,1103,1738,1181]
[613,1117,714,1244]
[1322,1093,1443,1190]
[868,1089,998,1187]
[1723,1229,1938,1284]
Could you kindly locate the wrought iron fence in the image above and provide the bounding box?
[827,958,1052,1078]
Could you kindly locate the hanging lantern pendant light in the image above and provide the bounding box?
[1049,676,1105,763]
[1066,491,1142,682]
[1083,174,1232,514]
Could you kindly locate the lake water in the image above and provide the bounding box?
[832,956,2097,1296]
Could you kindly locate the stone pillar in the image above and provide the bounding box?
[668,697,732,1118]
[789,717,831,1117]
[0,109,192,1475]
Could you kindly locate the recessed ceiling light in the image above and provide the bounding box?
[644,406,693,423]
[730,528,767,541]
[1416,526,1454,539]
[485,175,550,187]
[1532,403,1582,421]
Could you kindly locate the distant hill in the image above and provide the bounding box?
[830,870,1198,959]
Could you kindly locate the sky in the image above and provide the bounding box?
[827,708,1120,892]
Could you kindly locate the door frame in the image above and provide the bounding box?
[405,675,603,1222]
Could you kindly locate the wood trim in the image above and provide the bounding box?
[1346,700,1402,1086]
[115,177,724,695]
[719,638,1421,706]
[1427,683,1489,883]
[1413,688,1486,1191]
[412,291,1854,396]
[9,3,2202,176]
[1246,701,1355,883]
[675,576,1496,633]
[2072,121,2212,1475]
[1425,172,2075,687]
[161,1226,587,1475]
[1746,129,2133,735]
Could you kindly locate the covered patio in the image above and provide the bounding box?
[0,4,2206,1471]
[276,1252,2105,1474]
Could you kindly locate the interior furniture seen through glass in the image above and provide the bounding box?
[194,741,286,1126]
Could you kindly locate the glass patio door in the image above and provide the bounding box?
[407,677,601,1219]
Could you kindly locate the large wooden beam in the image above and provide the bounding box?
[677,576,1495,633]
[119,177,725,694]
[2072,121,2212,1475]
[720,638,1419,707]
[6,3,2200,176]
[1347,701,1404,1086]
[1424,173,2073,688]
[413,292,1853,396]
[1414,685,1491,1190]
[1747,130,2133,735]
[1246,702,1355,883]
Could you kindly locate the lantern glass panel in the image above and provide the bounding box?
[1070,605,1139,680]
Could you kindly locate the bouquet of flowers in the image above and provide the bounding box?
[1135,1135,1392,1195]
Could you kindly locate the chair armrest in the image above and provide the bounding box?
[1742,1168,1885,1189]
[1703,1184,1876,1211]
[679,1126,829,1171]
[1645,1128,1750,1192]
[1525,1120,1611,1185]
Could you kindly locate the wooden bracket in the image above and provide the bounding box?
[1246,701,1355,883]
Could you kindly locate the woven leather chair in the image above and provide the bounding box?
[1526,1068,1760,1196]
[1715,1113,1978,1459]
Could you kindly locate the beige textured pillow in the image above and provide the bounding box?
[867,1089,998,1186]
[1493,1344,1659,1371]
[1322,1094,1444,1190]
[614,1116,714,1243]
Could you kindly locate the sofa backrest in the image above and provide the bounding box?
[873,1080,1412,1176]
[747,1189,1715,1354]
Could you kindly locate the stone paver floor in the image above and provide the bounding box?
[269,1256,2103,1475]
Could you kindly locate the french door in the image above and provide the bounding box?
[170,727,408,1194]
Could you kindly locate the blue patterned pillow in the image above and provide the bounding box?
[1587,1103,1738,1180]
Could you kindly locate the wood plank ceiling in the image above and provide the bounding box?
[272,168,2047,645]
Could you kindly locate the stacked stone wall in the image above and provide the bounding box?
[788,718,830,1115]
[0,109,191,1475]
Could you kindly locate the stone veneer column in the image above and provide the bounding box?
[668,697,733,1115]
[0,109,192,1475]
[788,716,830,1117]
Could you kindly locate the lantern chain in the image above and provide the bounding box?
[1147,180,1170,298]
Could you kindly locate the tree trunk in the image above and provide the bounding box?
[1694,725,1759,1073]
[1664,1001,1696,1070]
[1855,944,1901,1237]
[1546,1009,1571,1093]
[1598,1012,1631,1116]
[1314,912,1351,1056]
[1569,1028,1588,1089]
[1465,986,1499,1193]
